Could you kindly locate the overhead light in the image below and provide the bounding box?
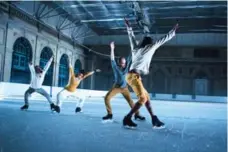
[81,18,124,23]
[70,5,77,8]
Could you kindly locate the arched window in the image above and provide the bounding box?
[10,37,32,84]
[40,47,53,86]
[74,59,82,75]
[58,54,69,87]
[74,59,82,88]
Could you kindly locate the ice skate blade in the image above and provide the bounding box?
[21,109,28,111]
[75,111,83,113]
[153,125,165,129]
[123,125,137,130]
[135,118,146,121]
[102,119,114,123]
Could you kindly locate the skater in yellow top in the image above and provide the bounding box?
[55,61,101,113]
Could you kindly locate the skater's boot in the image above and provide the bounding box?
[123,116,137,129]
[102,114,113,123]
[152,115,165,129]
[50,103,56,111]
[75,107,82,113]
[134,114,146,121]
[20,104,29,110]
[54,105,60,113]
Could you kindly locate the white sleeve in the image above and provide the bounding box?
[127,27,138,51]
[153,29,176,50]
[110,47,115,61]
[43,57,53,74]
[28,64,35,79]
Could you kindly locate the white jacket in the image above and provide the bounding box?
[29,57,53,89]
[127,27,176,75]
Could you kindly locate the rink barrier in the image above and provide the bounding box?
[0,82,227,103]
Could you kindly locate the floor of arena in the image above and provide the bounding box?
[0,98,227,152]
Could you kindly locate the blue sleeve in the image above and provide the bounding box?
[111,60,118,71]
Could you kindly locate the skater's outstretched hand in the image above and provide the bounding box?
[110,41,115,50]
[124,17,130,28]
[95,69,101,73]
[173,23,179,31]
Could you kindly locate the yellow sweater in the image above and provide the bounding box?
[65,67,94,92]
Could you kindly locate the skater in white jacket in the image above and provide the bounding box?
[21,56,57,111]
[122,18,178,129]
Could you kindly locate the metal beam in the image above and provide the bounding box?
[39,4,64,19]
[41,12,69,19]
[60,19,81,30]
[71,25,83,40]
[56,14,69,30]
[61,24,82,30]
[38,3,47,18]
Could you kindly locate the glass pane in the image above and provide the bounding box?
[20,56,25,67]
[11,37,32,84]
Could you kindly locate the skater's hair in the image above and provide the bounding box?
[138,36,153,48]
[79,69,85,75]
[118,57,126,63]
[76,69,85,77]
[34,65,43,73]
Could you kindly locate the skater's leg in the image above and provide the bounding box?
[101,86,121,121]
[76,96,85,108]
[55,89,69,113]
[144,93,165,128]
[56,89,67,107]
[144,92,154,117]
[37,88,56,110]
[104,86,121,114]
[125,74,147,118]
[123,73,148,127]
[121,87,140,115]
[37,88,53,104]
[75,93,86,113]
[122,88,146,120]
[21,88,35,110]
[24,87,35,106]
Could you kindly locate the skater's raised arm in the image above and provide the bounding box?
[125,53,132,72]
[69,64,75,79]
[110,41,115,61]
[110,41,118,71]
[153,24,178,50]
[82,69,101,80]
[28,62,35,75]
[124,18,138,51]
[43,56,54,74]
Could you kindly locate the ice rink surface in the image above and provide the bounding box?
[0,98,227,152]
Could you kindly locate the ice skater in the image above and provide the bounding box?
[123,18,178,129]
[21,56,56,111]
[102,41,145,122]
[55,61,101,113]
